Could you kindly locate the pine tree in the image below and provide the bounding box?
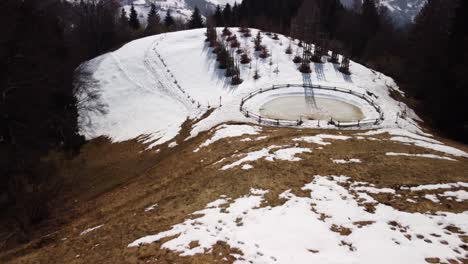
[164,9,175,29]
[128,4,140,30]
[188,7,204,29]
[231,58,243,85]
[145,4,161,35]
[214,5,223,26]
[361,0,379,36]
[240,49,251,64]
[117,8,131,42]
[339,56,350,74]
[254,31,262,51]
[329,50,339,64]
[285,41,293,54]
[223,4,232,26]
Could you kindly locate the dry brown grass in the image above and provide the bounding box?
[1,122,467,263]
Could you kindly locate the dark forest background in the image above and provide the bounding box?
[0,0,467,243]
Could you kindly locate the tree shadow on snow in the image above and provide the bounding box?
[302,73,318,109]
[332,63,353,83]
[314,63,326,82]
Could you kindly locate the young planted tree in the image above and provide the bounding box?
[293,48,302,63]
[217,42,229,69]
[329,50,339,63]
[259,46,270,59]
[231,59,243,85]
[222,27,232,37]
[188,7,204,29]
[229,35,240,48]
[240,49,251,64]
[253,58,261,80]
[285,41,293,54]
[225,52,236,77]
[145,4,161,35]
[312,45,324,63]
[339,56,351,74]
[254,31,262,51]
[128,4,140,30]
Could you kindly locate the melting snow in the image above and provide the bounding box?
[196,124,261,151]
[80,225,104,236]
[293,134,351,146]
[129,176,468,263]
[221,146,311,170]
[145,204,158,212]
[385,152,457,161]
[440,190,468,202]
[241,164,253,170]
[389,137,468,158]
[332,158,362,164]
[402,182,468,192]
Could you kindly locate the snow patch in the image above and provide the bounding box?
[129,176,468,263]
[80,225,104,236]
[221,146,311,170]
[198,124,261,149]
[385,152,457,161]
[293,134,351,146]
[332,158,361,164]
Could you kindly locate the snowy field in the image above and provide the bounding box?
[77,28,428,147]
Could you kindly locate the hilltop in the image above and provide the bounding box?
[1,28,467,264]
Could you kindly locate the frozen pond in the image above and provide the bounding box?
[259,96,364,121]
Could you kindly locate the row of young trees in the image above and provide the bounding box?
[209,0,468,142]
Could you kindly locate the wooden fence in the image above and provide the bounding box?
[239,84,384,128]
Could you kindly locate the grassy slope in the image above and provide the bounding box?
[1,116,467,263]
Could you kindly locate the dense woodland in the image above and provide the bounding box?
[0,0,467,243]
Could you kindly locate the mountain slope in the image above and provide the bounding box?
[341,0,426,24]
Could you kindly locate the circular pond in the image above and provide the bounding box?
[259,96,364,122]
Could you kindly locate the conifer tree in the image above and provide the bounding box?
[223,4,232,26]
[254,31,262,51]
[164,9,175,29]
[339,56,350,74]
[145,4,161,35]
[285,41,293,54]
[128,4,140,30]
[188,7,204,29]
[117,8,131,42]
[329,50,339,64]
[240,49,251,64]
[361,0,379,38]
[231,58,243,85]
[214,5,223,26]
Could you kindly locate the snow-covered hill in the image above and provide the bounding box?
[77,28,432,149]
